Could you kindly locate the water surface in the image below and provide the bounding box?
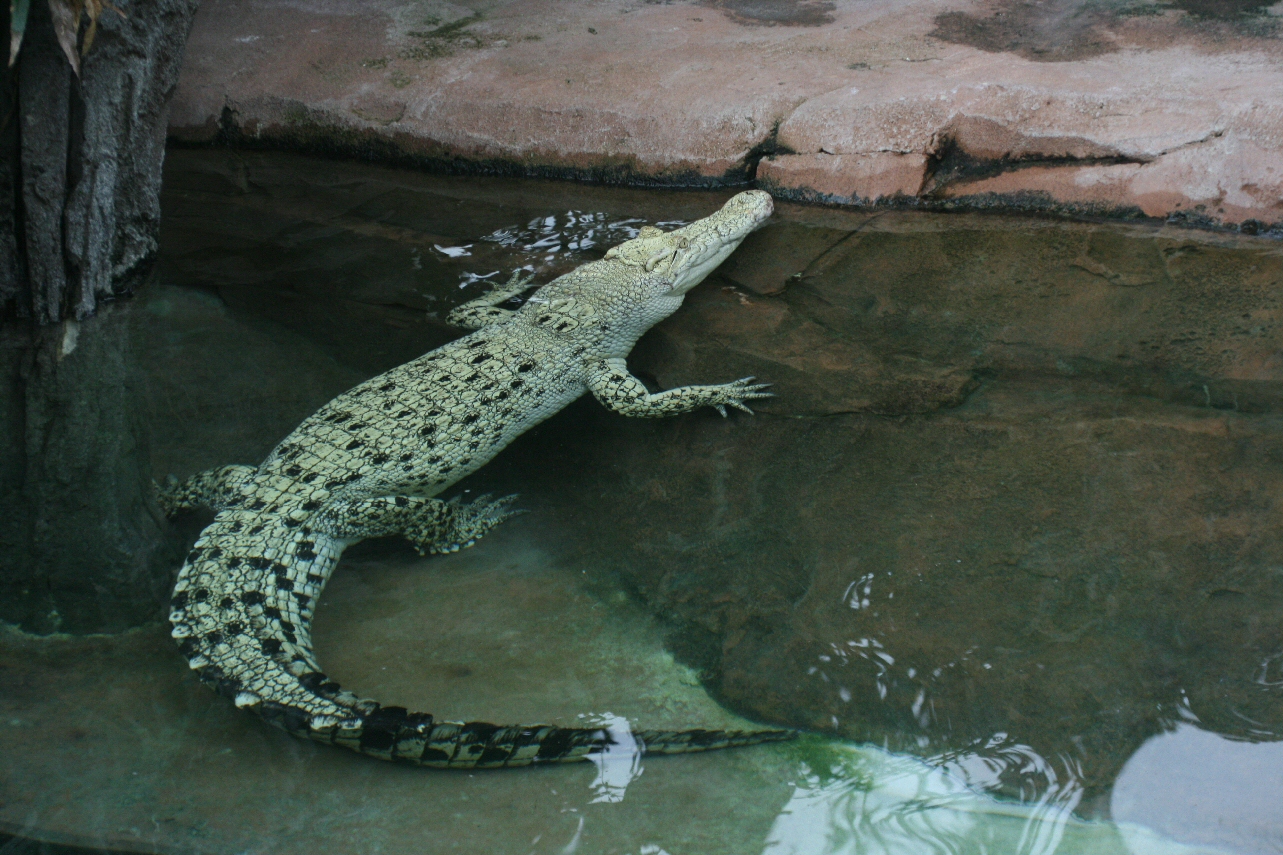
[2,149,1281,854]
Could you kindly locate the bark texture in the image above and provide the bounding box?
[1,0,198,632]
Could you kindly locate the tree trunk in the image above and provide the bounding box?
[1,0,199,633]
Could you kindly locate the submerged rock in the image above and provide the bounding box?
[124,152,1283,835]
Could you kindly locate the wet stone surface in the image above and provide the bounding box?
[4,149,1282,853]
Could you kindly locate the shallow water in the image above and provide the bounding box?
[2,149,1281,854]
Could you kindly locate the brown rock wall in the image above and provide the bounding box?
[170,0,1283,230]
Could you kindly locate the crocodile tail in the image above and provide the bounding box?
[282,699,796,768]
[173,512,795,768]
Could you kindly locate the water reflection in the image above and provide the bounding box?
[1113,724,1283,855]
[760,744,1197,855]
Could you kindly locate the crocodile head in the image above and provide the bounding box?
[604,189,774,295]
[525,190,773,356]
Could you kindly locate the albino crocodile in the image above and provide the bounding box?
[161,189,791,768]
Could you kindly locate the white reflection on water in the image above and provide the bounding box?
[757,743,1229,855]
[579,712,645,804]
[1112,723,1283,855]
[481,212,689,265]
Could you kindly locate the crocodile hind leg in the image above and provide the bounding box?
[445,270,537,330]
[156,464,256,516]
[314,493,521,554]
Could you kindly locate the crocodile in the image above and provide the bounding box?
[161,189,791,768]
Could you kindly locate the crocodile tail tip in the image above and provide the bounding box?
[634,727,798,755]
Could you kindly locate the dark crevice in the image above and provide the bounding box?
[921,134,1150,199]
[742,118,794,184]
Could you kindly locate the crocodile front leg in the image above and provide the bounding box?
[157,464,257,515]
[446,270,538,330]
[314,493,521,554]
[586,358,772,418]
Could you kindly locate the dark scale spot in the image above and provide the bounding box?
[467,339,485,349]
[346,439,364,451]
[379,382,397,392]
[263,606,282,620]
[261,638,283,655]
[272,562,288,575]
[518,361,536,373]
[510,379,525,389]
[193,588,210,602]
[301,500,321,511]
[248,525,265,536]
[496,391,509,401]
[428,455,442,464]
[205,630,224,645]
[394,496,409,507]
[481,381,496,390]
[219,596,235,610]
[307,573,324,584]
[241,590,266,606]
[396,410,413,418]
[296,543,317,560]
[285,465,303,477]
[302,472,319,484]
[248,557,272,571]
[228,521,243,533]
[324,479,344,490]
[465,372,480,383]
[275,577,294,592]
[471,353,489,364]
[360,705,409,754]
[426,409,442,418]
[349,423,366,432]
[327,412,352,423]
[172,591,188,608]
[459,457,472,466]
[226,620,245,635]
[372,454,388,465]
[463,413,479,425]
[400,452,414,461]
[284,517,302,528]
[247,498,266,510]
[294,593,311,607]
[186,548,203,563]
[227,557,242,569]
[440,466,453,475]
[282,629,297,644]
